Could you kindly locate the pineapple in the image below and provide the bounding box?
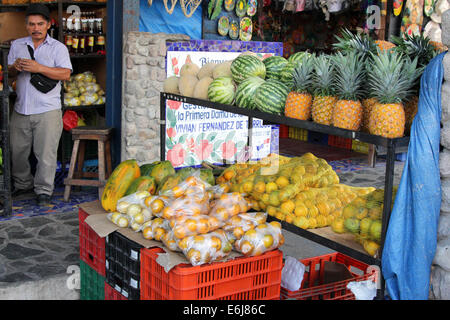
[391,33,438,68]
[333,28,378,58]
[366,50,423,138]
[361,97,378,132]
[388,34,438,134]
[285,54,315,120]
[334,28,396,56]
[374,40,396,52]
[311,54,337,125]
[331,51,365,131]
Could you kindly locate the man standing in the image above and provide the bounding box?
[8,4,72,205]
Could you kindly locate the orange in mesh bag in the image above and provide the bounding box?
[209,192,251,223]
[234,221,285,257]
[169,214,222,239]
[160,193,210,220]
[160,173,210,199]
[177,229,233,266]
[222,212,268,243]
[142,217,171,241]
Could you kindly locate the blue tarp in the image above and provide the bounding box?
[382,52,446,300]
[139,0,202,39]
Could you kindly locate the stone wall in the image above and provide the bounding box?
[122,31,190,164]
[432,9,450,300]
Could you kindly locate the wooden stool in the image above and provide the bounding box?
[64,126,113,201]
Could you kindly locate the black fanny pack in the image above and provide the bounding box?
[27,45,59,94]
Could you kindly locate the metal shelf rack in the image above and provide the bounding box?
[160,92,410,299]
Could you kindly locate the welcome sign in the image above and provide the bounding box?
[165,46,280,168]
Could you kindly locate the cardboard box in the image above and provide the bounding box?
[80,200,244,273]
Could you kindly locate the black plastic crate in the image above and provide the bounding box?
[307,131,329,145]
[105,231,142,300]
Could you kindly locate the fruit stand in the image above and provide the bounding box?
[159,91,409,298]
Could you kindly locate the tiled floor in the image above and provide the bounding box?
[1,186,99,222]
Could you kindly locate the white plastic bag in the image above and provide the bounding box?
[281,256,305,292]
[346,280,377,300]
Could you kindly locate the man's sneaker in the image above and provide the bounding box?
[36,194,51,206]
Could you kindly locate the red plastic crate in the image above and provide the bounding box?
[104,282,128,300]
[279,125,289,138]
[79,208,106,276]
[328,135,352,150]
[280,252,377,300]
[140,247,283,300]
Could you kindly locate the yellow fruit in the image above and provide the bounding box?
[343,205,357,219]
[262,234,274,248]
[316,202,331,216]
[369,102,405,138]
[316,215,328,228]
[269,221,282,229]
[187,248,202,263]
[254,181,266,193]
[285,213,295,223]
[275,176,290,188]
[153,227,166,241]
[294,202,308,217]
[275,211,285,221]
[150,199,165,214]
[362,240,380,257]
[265,182,278,193]
[331,217,346,233]
[142,227,153,239]
[306,205,319,218]
[239,240,254,255]
[332,99,363,131]
[307,218,317,229]
[280,200,295,214]
[355,207,369,220]
[293,216,309,229]
[233,227,245,239]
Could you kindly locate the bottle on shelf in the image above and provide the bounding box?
[49,18,58,39]
[87,17,96,54]
[95,18,105,53]
[65,16,73,53]
[72,18,81,55]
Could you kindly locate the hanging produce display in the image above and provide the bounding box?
[207,0,255,41]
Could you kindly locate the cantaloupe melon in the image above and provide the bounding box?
[179,75,199,97]
[213,61,233,79]
[163,76,180,94]
[180,62,200,78]
[197,63,217,79]
[193,77,214,100]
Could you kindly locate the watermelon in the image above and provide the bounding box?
[235,76,265,109]
[230,55,266,85]
[281,52,312,90]
[263,55,289,80]
[207,76,236,105]
[279,62,296,91]
[288,51,310,64]
[254,79,290,114]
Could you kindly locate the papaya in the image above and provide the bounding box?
[157,167,196,193]
[101,159,141,212]
[200,168,215,185]
[148,160,176,185]
[124,176,157,196]
[140,161,160,176]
